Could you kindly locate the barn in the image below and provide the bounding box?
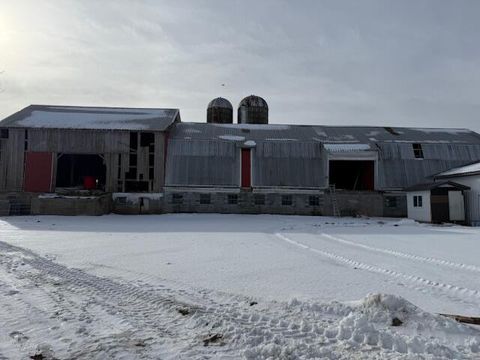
[2,97,480,222]
[0,105,180,215]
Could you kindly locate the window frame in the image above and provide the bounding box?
[199,193,211,205]
[385,196,397,208]
[412,143,424,159]
[172,193,184,205]
[254,194,265,206]
[281,195,293,206]
[227,194,238,205]
[413,195,423,208]
[309,195,320,206]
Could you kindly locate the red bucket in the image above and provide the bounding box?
[83,176,96,190]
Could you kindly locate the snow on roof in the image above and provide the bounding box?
[170,123,480,146]
[0,105,180,131]
[323,143,371,152]
[410,128,472,134]
[404,181,470,191]
[218,135,245,141]
[435,161,480,178]
[213,123,290,131]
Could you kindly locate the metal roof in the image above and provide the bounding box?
[171,123,480,144]
[434,161,480,179]
[404,181,470,191]
[0,105,180,131]
[168,123,480,190]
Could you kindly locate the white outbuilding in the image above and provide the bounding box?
[404,181,469,224]
[434,161,480,226]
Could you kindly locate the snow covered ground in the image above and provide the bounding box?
[0,214,479,359]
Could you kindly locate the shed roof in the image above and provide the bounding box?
[171,122,480,145]
[0,105,180,131]
[434,161,480,179]
[404,181,470,192]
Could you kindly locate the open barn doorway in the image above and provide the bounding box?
[329,160,374,190]
[56,154,106,190]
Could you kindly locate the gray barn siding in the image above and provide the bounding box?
[0,129,25,191]
[0,137,7,190]
[166,139,239,186]
[0,128,167,193]
[377,143,480,189]
[27,129,130,153]
[254,142,326,187]
[153,133,166,191]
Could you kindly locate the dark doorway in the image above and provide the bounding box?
[431,188,449,223]
[56,154,106,189]
[329,160,374,190]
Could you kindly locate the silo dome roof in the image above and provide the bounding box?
[207,97,233,109]
[239,95,268,109]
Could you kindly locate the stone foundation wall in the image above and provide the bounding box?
[31,195,111,216]
[2,190,408,218]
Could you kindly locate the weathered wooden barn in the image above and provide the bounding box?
[0,105,180,214]
[2,98,480,222]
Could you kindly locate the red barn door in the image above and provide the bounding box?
[241,148,251,188]
[24,152,54,192]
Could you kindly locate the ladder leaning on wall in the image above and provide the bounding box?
[329,184,340,217]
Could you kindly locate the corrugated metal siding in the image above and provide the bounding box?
[378,159,468,189]
[377,143,480,189]
[254,142,326,187]
[165,139,239,186]
[465,190,480,225]
[378,143,480,160]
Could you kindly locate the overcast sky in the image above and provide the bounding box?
[1,0,480,130]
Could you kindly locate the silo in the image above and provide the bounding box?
[238,95,268,124]
[207,97,233,124]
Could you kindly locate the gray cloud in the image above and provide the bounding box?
[1,0,480,131]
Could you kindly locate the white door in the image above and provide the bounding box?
[448,191,465,221]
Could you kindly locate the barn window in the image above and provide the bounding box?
[0,129,8,139]
[412,143,424,159]
[385,196,397,208]
[172,193,183,204]
[309,195,320,206]
[282,195,293,206]
[413,195,423,207]
[227,194,238,205]
[199,193,211,205]
[254,194,265,205]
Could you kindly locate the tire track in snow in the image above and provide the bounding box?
[1,240,479,359]
[275,233,480,304]
[319,232,480,274]
[0,240,343,358]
